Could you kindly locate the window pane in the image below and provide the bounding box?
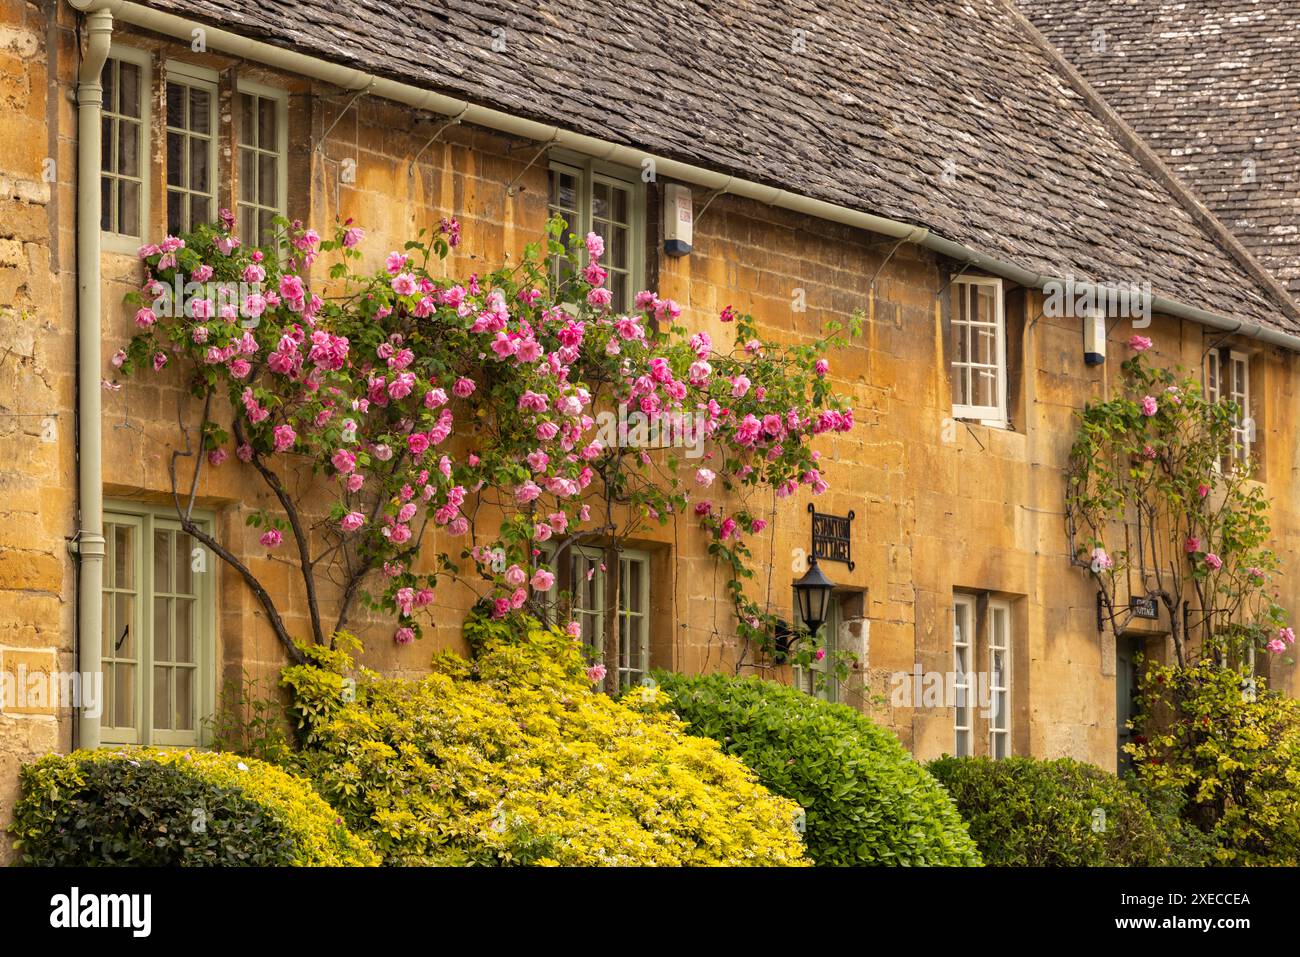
[154,595,172,662]
[154,528,170,592]
[175,531,193,594]
[167,192,183,235]
[153,666,170,730]
[114,661,134,728]
[175,669,194,731]
[118,121,139,177]
[175,597,195,663]
[258,208,275,244]
[239,205,256,244]
[190,136,209,192]
[117,180,138,235]
[119,62,140,118]
[166,130,183,187]
[189,88,210,134]
[102,59,115,111]
[258,96,277,148]
[114,524,134,588]
[166,84,185,127]
[239,149,256,203]
[608,224,628,270]
[190,193,209,231]
[113,593,134,658]
[592,181,609,220]
[258,152,278,206]
[101,115,113,171]
[239,92,255,144]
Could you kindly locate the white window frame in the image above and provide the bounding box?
[1207,349,1252,469]
[100,44,152,254]
[953,594,975,757]
[235,78,289,246]
[163,60,220,236]
[546,150,646,312]
[988,599,1012,759]
[951,275,1008,426]
[101,502,216,748]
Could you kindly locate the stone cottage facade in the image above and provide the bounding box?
[2,0,1298,843]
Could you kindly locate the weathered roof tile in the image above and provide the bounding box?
[132,0,1292,331]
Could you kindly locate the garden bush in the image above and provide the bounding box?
[650,671,981,865]
[1127,659,1300,865]
[10,748,377,866]
[280,617,807,866]
[926,755,1171,866]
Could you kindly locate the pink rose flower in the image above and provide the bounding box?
[259,529,282,548]
[530,568,555,591]
[273,424,296,452]
[1140,395,1158,416]
[1128,335,1153,352]
[586,663,607,683]
[332,449,356,473]
[1204,553,1223,570]
[394,626,415,645]
[340,511,365,532]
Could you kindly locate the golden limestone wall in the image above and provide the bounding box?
[2,10,1298,853]
[0,0,74,834]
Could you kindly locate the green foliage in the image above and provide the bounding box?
[9,748,377,866]
[926,756,1172,866]
[206,669,293,763]
[650,671,980,866]
[280,615,807,866]
[1066,349,1289,665]
[1127,659,1300,865]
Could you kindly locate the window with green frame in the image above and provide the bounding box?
[164,61,219,236]
[540,544,652,691]
[99,47,151,250]
[236,80,288,247]
[547,153,645,313]
[101,503,216,746]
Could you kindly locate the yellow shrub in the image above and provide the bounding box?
[282,621,807,866]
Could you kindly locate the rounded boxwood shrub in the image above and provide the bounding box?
[650,671,981,865]
[10,748,377,866]
[280,617,808,866]
[926,755,1171,866]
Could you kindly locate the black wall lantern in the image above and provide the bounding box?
[794,555,835,636]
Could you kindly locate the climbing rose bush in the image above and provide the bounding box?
[1066,342,1289,667]
[114,214,855,660]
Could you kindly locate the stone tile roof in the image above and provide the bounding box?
[134,0,1296,332]
[1021,0,1300,304]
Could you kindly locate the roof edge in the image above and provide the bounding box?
[1000,0,1300,325]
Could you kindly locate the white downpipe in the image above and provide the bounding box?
[72,4,113,750]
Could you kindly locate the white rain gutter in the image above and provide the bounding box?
[71,3,113,750]
[68,0,1300,352]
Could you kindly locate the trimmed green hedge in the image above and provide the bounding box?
[651,671,981,866]
[10,748,377,866]
[927,756,1173,866]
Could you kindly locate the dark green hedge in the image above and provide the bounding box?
[652,671,981,866]
[927,756,1173,866]
[10,748,376,866]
